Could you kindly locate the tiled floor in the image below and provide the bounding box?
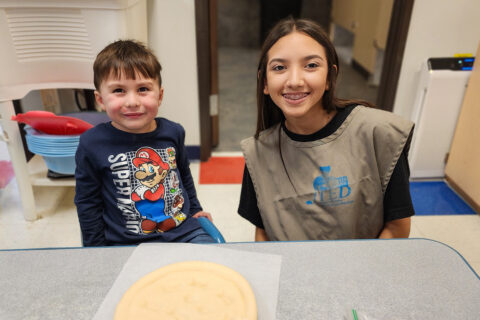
[1,153,479,277]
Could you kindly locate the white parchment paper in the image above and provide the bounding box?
[93,243,282,319]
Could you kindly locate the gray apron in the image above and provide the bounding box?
[241,106,414,241]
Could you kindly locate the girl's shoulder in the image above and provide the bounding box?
[355,105,411,125]
[258,123,280,139]
[240,124,280,151]
[353,106,414,140]
[243,124,280,142]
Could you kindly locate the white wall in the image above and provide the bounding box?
[147,0,201,146]
[393,0,480,119]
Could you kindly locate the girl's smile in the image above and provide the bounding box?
[282,92,310,104]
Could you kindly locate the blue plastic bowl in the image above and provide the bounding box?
[24,127,79,159]
[42,155,76,174]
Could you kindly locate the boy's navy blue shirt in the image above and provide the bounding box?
[74,118,203,246]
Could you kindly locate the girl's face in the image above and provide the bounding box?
[95,71,163,134]
[264,31,330,130]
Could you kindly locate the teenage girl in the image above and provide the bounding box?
[238,18,415,241]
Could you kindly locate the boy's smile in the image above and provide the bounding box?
[95,72,163,134]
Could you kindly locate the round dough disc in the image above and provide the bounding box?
[115,261,257,320]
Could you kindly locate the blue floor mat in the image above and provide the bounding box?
[410,181,476,215]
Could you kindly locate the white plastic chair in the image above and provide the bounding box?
[0,1,147,220]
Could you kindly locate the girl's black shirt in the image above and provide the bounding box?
[238,104,415,229]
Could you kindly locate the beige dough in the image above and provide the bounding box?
[115,261,257,320]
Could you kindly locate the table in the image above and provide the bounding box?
[1,239,479,319]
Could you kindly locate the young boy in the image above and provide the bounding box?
[74,40,214,246]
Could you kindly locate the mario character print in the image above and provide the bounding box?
[166,147,177,169]
[168,170,179,194]
[131,147,177,233]
[172,194,187,222]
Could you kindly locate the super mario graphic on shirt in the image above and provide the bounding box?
[166,147,177,169]
[131,147,186,234]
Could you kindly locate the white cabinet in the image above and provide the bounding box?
[409,58,473,179]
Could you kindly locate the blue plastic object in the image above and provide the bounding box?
[21,113,108,175]
[24,126,79,174]
[42,155,76,175]
[197,217,226,243]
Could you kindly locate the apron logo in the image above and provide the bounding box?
[306,166,353,206]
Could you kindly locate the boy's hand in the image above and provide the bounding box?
[192,211,213,222]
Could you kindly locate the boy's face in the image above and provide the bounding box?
[95,71,163,134]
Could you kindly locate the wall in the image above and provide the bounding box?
[331,0,358,33]
[301,0,332,30]
[217,0,331,48]
[147,0,200,147]
[393,0,480,119]
[331,0,393,74]
[217,0,260,47]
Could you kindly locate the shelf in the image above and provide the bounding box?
[28,155,76,187]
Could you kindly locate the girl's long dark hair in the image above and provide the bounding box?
[255,18,375,138]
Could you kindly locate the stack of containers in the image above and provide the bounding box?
[13,111,110,176]
[24,126,79,175]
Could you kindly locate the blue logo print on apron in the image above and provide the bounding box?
[307,166,353,206]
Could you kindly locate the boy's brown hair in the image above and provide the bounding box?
[93,39,162,90]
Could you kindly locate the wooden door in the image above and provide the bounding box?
[445,43,480,213]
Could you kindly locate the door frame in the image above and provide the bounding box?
[376,0,415,111]
[195,0,212,161]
